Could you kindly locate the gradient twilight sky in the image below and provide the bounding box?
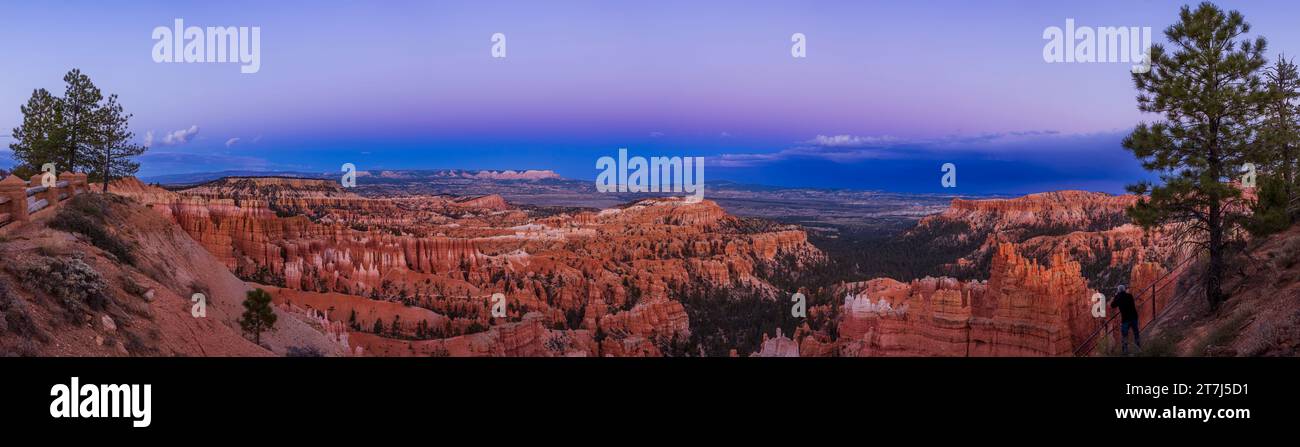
[3,0,1299,193]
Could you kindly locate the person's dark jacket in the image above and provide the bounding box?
[1111,290,1138,322]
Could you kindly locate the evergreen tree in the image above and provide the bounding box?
[87,94,145,191]
[1125,2,1268,308]
[239,288,278,345]
[8,88,66,178]
[1249,55,1300,232]
[1248,175,1293,236]
[7,69,147,180]
[59,69,106,174]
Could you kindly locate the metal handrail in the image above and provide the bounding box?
[1073,251,1202,356]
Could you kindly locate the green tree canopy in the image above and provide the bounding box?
[1249,55,1300,233]
[1125,2,1268,308]
[8,69,147,184]
[239,288,278,345]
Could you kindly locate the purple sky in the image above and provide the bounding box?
[3,0,1298,193]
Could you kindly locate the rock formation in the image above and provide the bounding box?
[111,177,821,356]
[100,177,1184,357]
[0,192,346,357]
[835,242,1123,356]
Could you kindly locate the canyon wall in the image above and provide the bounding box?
[112,177,821,356]
[836,242,1114,356]
[110,177,1182,357]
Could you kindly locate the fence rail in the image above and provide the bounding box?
[0,172,89,230]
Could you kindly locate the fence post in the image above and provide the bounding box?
[74,172,89,193]
[1151,282,1156,317]
[59,171,78,200]
[0,175,30,222]
[29,174,57,212]
[1103,319,1111,354]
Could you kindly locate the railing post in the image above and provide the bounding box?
[59,171,78,200]
[29,174,57,212]
[0,175,29,222]
[1102,319,1110,354]
[75,172,88,193]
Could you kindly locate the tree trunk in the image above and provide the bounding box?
[102,150,109,193]
[1206,126,1225,310]
[1207,201,1225,309]
[66,106,79,175]
[1285,143,1296,207]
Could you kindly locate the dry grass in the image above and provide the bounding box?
[1240,307,1300,356]
[1196,309,1251,356]
[48,194,136,265]
[1136,331,1180,357]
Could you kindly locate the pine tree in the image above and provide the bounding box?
[1248,175,1292,236]
[7,69,147,180]
[59,69,105,174]
[8,88,66,178]
[239,288,278,345]
[87,94,146,191]
[1250,55,1300,232]
[1124,3,1268,308]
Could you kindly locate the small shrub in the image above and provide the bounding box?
[17,256,109,322]
[1136,332,1179,357]
[120,274,148,297]
[0,278,50,342]
[189,282,211,308]
[1276,238,1300,270]
[430,345,451,357]
[49,197,135,265]
[123,329,155,356]
[1240,320,1280,356]
[545,333,570,352]
[65,193,109,216]
[1198,310,1250,356]
[286,345,324,357]
[0,339,41,357]
[35,245,60,257]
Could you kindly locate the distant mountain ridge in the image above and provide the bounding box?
[142,169,562,185]
[141,169,1001,230]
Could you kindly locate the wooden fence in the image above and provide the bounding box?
[0,172,89,231]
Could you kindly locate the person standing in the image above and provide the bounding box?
[1110,285,1140,355]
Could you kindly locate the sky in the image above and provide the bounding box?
[2,0,1299,193]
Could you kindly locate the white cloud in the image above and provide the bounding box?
[713,131,1065,168]
[154,125,200,146]
[714,145,894,167]
[805,134,898,147]
[225,137,241,148]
